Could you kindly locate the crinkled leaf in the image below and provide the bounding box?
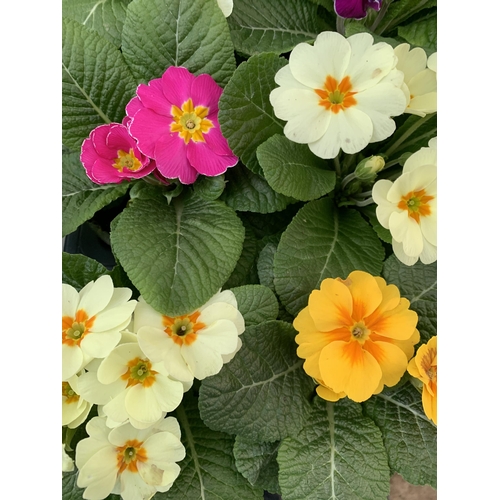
[230,285,279,326]
[159,392,261,500]
[221,164,295,213]
[224,224,259,289]
[257,241,279,291]
[199,321,316,442]
[193,174,226,201]
[62,252,109,290]
[239,206,302,239]
[344,21,401,49]
[62,0,132,47]
[233,436,281,494]
[274,199,385,316]
[121,0,235,86]
[228,0,320,56]
[278,398,390,500]
[62,18,137,152]
[382,255,436,343]
[257,135,336,201]
[218,53,287,174]
[360,205,393,244]
[398,13,437,53]
[363,382,437,488]
[62,151,130,236]
[110,195,245,316]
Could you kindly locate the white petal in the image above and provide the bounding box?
[408,92,437,115]
[133,297,165,332]
[62,284,79,318]
[389,211,424,258]
[427,52,437,72]
[105,288,133,310]
[137,327,171,363]
[197,320,239,355]
[395,45,427,83]
[151,375,184,413]
[81,330,122,360]
[420,214,437,246]
[143,432,186,469]
[403,146,437,173]
[91,300,136,332]
[274,65,309,91]
[420,238,437,264]
[181,340,223,380]
[97,343,143,384]
[154,417,182,438]
[108,422,144,446]
[62,344,84,381]
[102,391,130,426]
[85,415,113,442]
[125,385,162,426]
[79,370,125,405]
[199,302,245,334]
[313,31,351,79]
[392,240,419,266]
[216,0,233,17]
[221,337,242,363]
[67,401,92,429]
[407,164,437,191]
[78,275,114,318]
[77,446,118,499]
[119,469,156,500]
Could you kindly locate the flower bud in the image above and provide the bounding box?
[354,155,385,182]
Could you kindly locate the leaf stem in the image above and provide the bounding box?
[334,156,342,177]
[354,196,374,207]
[341,172,356,190]
[336,16,345,36]
[370,0,393,34]
[384,113,435,158]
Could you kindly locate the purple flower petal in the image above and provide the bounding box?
[334,0,381,19]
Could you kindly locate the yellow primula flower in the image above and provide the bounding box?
[294,271,420,403]
[408,336,437,425]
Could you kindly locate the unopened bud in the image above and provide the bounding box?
[354,155,385,182]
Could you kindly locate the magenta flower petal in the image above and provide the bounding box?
[334,0,381,19]
[204,123,235,156]
[191,74,223,110]
[135,79,172,116]
[129,108,173,158]
[154,134,198,184]
[187,141,238,177]
[125,96,142,120]
[161,66,195,107]
[91,124,116,159]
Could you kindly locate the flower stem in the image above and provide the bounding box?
[341,172,356,190]
[354,196,374,207]
[334,156,342,177]
[370,0,393,34]
[384,113,435,158]
[336,16,345,36]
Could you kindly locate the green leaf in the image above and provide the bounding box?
[224,224,259,289]
[62,0,132,47]
[62,252,109,289]
[193,174,226,201]
[233,436,281,494]
[121,0,235,86]
[278,398,390,500]
[374,0,436,36]
[62,18,137,152]
[221,164,295,213]
[257,240,279,291]
[363,382,437,488]
[110,195,245,316]
[160,392,261,500]
[274,200,385,316]
[398,13,437,52]
[230,285,279,326]
[382,255,436,343]
[344,21,401,49]
[228,0,320,56]
[257,135,336,201]
[359,205,393,244]
[218,53,287,174]
[199,320,316,442]
[62,151,130,236]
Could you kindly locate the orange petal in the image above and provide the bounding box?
[363,340,409,388]
[372,278,401,314]
[367,298,418,340]
[372,328,420,360]
[343,271,382,321]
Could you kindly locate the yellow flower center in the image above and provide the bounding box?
[350,321,370,343]
[170,98,213,144]
[112,149,142,172]
[162,311,206,347]
[121,357,158,388]
[62,382,79,404]
[314,76,357,114]
[62,310,95,347]
[116,439,147,474]
[397,188,434,223]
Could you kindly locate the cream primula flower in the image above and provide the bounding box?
[62,374,92,429]
[394,43,437,117]
[373,138,437,265]
[76,416,185,500]
[270,31,407,159]
[135,290,245,382]
[62,275,137,380]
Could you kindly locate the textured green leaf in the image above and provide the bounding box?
[374,0,436,36]
[228,0,320,56]
[344,21,401,49]
[62,18,137,152]
[233,436,281,494]
[382,255,436,343]
[230,285,279,326]
[364,383,437,488]
[199,321,316,442]
[278,398,390,500]
[218,53,287,174]
[398,13,437,52]
[110,195,245,316]
[121,0,235,86]
[193,174,226,201]
[224,224,259,289]
[62,252,109,290]
[159,392,261,500]
[257,135,336,201]
[274,200,385,316]
[62,0,132,47]
[257,240,279,291]
[221,164,295,213]
[62,151,130,236]
[360,205,392,244]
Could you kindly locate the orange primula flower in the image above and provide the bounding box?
[294,270,420,403]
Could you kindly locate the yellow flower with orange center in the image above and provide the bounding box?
[294,271,420,403]
[408,336,437,425]
[170,98,213,144]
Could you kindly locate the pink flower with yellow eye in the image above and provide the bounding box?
[80,123,155,184]
[127,66,238,185]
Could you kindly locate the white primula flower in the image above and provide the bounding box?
[62,275,137,381]
[394,43,437,117]
[62,374,92,428]
[217,0,233,17]
[76,416,185,500]
[78,340,187,429]
[62,445,74,473]
[373,138,437,265]
[269,31,406,159]
[135,290,245,382]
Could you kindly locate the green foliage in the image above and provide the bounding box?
[364,382,437,488]
[62,252,109,290]
[230,285,279,326]
[62,151,130,236]
[218,53,287,174]
[278,398,390,500]
[193,174,226,201]
[274,200,385,316]
[62,18,137,152]
[121,0,235,86]
[257,135,337,201]
[228,0,320,55]
[199,321,316,442]
[398,13,437,52]
[110,195,245,316]
[257,240,279,291]
[224,224,259,289]
[360,205,393,245]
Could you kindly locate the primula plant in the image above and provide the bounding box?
[62,0,437,499]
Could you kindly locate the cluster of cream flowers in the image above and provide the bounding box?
[62,276,245,500]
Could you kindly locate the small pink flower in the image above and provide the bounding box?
[81,123,155,184]
[127,66,238,185]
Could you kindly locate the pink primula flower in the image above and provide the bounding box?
[81,123,155,184]
[127,66,238,184]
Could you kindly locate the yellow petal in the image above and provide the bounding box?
[316,382,346,402]
[367,298,418,340]
[343,271,382,321]
[363,340,409,388]
[422,385,437,425]
[372,277,401,314]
